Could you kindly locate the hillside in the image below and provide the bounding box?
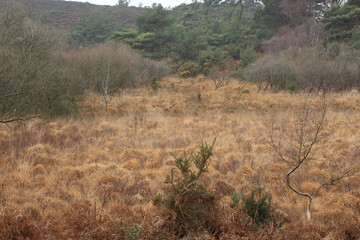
[171,1,259,26]
[17,0,146,31]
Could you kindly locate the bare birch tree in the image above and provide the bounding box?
[85,44,134,112]
[263,98,360,221]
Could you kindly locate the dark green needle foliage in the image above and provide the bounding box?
[159,138,218,236]
[231,185,273,224]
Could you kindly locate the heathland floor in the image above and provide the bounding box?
[0,76,359,239]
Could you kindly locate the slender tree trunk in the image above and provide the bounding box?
[102,63,110,113]
[306,198,311,221]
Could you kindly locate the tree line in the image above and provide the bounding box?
[69,0,359,76]
[0,1,168,124]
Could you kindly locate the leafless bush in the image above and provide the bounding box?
[0,1,83,122]
[0,2,49,123]
[0,3,169,120]
[281,0,312,26]
[297,46,360,92]
[65,43,169,111]
[209,66,230,90]
[263,19,327,53]
[245,45,360,92]
[244,53,297,91]
[132,57,169,88]
[67,44,136,112]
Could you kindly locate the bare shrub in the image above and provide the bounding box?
[263,19,327,53]
[0,2,55,122]
[297,50,337,92]
[65,43,169,111]
[0,1,86,122]
[245,45,360,92]
[297,46,360,92]
[64,44,135,112]
[281,0,312,26]
[208,66,230,90]
[134,57,170,88]
[244,53,297,91]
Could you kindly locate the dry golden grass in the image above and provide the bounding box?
[0,76,359,239]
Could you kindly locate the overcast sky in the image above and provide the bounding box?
[65,0,194,8]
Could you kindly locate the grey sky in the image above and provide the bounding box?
[65,0,193,8]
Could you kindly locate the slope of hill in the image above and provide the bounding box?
[17,0,146,31]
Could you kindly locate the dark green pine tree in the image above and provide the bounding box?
[253,0,288,31]
[112,4,176,59]
[69,10,115,46]
[323,0,360,48]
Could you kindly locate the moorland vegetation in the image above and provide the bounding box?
[0,0,360,239]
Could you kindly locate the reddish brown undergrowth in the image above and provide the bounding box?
[0,77,359,239]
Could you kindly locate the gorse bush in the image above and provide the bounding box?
[230,191,242,209]
[160,138,218,236]
[151,77,160,91]
[176,61,200,77]
[230,185,273,224]
[242,185,273,224]
[152,193,162,205]
[240,46,257,67]
[112,223,142,240]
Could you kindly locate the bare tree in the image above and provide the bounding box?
[65,43,169,113]
[102,63,111,112]
[209,66,230,90]
[0,1,58,123]
[92,45,133,112]
[0,1,85,122]
[263,99,360,221]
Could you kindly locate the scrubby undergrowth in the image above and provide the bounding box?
[0,77,359,239]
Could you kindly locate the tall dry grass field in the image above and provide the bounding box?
[0,76,359,239]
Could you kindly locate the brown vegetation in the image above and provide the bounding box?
[0,77,359,239]
[0,0,168,123]
[12,0,146,31]
[245,45,360,92]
